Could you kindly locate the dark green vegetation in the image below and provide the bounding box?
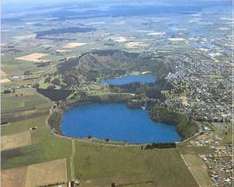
[37,88,72,101]
[48,111,62,134]
[36,27,96,40]
[150,106,199,139]
[144,142,176,149]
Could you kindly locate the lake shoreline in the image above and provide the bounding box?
[47,94,198,145]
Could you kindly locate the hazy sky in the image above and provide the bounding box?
[2,0,232,15]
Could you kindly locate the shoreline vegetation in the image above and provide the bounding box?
[47,93,199,147]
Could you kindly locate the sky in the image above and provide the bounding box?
[2,0,232,15]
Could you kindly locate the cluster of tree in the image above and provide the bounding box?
[48,111,62,133]
[144,142,176,149]
[2,89,14,94]
[150,106,199,139]
[36,27,96,39]
[37,88,72,101]
[109,83,166,101]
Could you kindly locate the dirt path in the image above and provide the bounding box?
[70,139,76,180]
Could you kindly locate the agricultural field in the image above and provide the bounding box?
[2,159,68,187]
[1,167,27,187]
[1,88,51,122]
[182,154,213,187]
[1,115,48,135]
[0,69,11,84]
[25,159,68,187]
[74,142,198,187]
[1,131,31,151]
[15,53,48,63]
[63,42,87,49]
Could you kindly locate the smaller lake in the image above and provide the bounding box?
[102,74,156,86]
[61,103,181,144]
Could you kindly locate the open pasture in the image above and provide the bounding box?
[1,131,31,151]
[75,141,198,187]
[63,42,87,49]
[2,159,67,187]
[182,154,213,187]
[1,115,47,136]
[1,167,27,187]
[0,69,11,83]
[125,41,148,49]
[25,159,68,187]
[16,53,48,62]
[1,88,51,114]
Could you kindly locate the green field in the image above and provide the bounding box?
[1,115,47,135]
[182,154,213,187]
[1,89,51,114]
[75,142,198,187]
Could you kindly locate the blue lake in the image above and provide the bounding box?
[102,74,156,86]
[61,103,181,144]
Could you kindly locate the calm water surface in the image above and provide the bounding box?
[61,103,181,144]
[102,74,155,86]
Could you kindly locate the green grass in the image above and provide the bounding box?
[74,142,198,187]
[1,89,51,114]
[182,154,213,187]
[2,124,72,170]
[1,115,48,136]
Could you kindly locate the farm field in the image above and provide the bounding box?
[25,159,68,187]
[0,69,11,84]
[1,131,31,151]
[1,115,48,135]
[74,142,198,187]
[1,88,51,123]
[2,159,68,187]
[1,166,27,187]
[15,53,48,63]
[1,88,51,113]
[63,42,87,49]
[182,154,213,187]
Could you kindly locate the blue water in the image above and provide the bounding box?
[61,103,181,144]
[102,74,155,86]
